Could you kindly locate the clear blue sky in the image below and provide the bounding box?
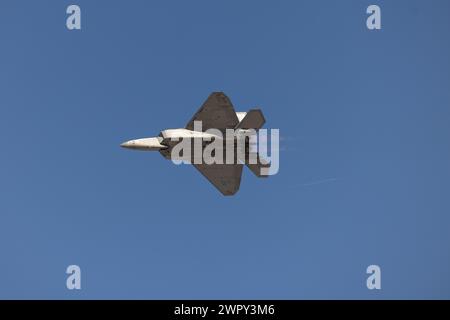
[1,0,450,299]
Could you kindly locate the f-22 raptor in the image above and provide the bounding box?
[121,92,270,195]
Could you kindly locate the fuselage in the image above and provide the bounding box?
[121,128,256,163]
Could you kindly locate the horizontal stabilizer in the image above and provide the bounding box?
[235,109,265,130]
[246,154,270,177]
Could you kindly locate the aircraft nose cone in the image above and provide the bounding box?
[120,141,132,148]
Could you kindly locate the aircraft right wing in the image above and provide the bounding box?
[186,92,240,131]
[193,163,243,195]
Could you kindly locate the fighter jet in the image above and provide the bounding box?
[121,92,270,195]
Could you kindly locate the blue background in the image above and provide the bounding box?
[1,0,450,299]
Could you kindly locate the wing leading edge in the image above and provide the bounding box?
[186,92,239,131]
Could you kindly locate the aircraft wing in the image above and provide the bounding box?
[193,163,243,195]
[186,92,240,131]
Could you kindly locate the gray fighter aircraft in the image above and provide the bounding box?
[121,92,269,195]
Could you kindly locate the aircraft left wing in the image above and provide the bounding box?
[193,163,243,195]
[186,92,239,131]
